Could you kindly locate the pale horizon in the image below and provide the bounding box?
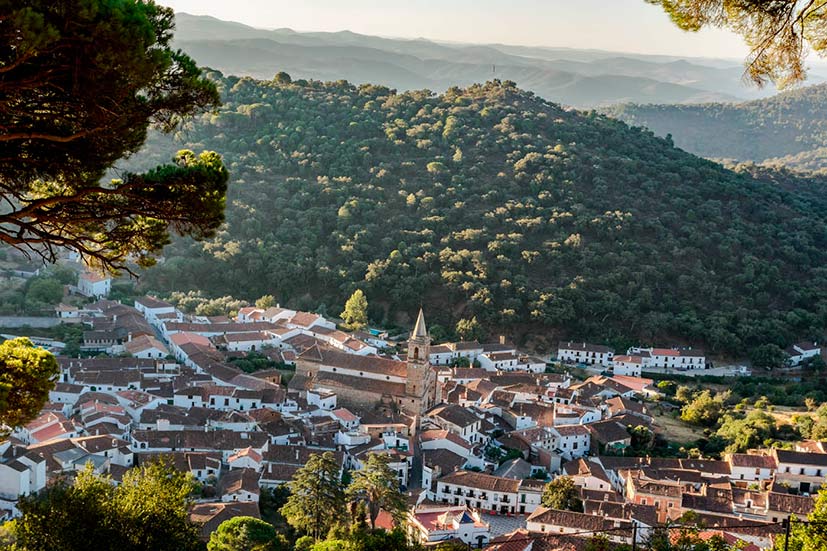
[162,0,753,59]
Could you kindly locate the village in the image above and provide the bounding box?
[0,264,821,550]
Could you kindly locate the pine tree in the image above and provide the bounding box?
[340,290,368,331]
[207,516,288,551]
[281,452,347,540]
[345,454,407,529]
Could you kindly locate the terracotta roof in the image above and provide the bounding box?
[426,404,480,428]
[124,335,168,355]
[528,506,631,532]
[135,296,174,310]
[775,448,827,466]
[299,347,407,378]
[219,467,260,497]
[438,471,520,493]
[189,501,260,540]
[314,371,406,397]
[768,492,815,515]
[289,311,321,328]
[559,341,614,354]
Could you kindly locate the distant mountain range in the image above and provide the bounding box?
[171,13,791,108]
[604,83,827,171]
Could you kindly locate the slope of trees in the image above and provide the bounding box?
[133,74,827,355]
[604,84,827,170]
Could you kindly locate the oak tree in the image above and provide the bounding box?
[12,461,200,551]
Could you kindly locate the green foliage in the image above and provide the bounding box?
[207,516,288,551]
[605,84,827,171]
[648,2,827,87]
[541,476,583,512]
[1,1,225,269]
[13,462,199,551]
[133,77,827,354]
[341,290,369,331]
[228,352,283,373]
[164,290,248,317]
[24,277,63,310]
[281,452,347,540]
[346,454,406,530]
[455,317,485,342]
[256,295,277,309]
[680,390,724,427]
[715,409,778,453]
[749,344,788,369]
[776,486,827,551]
[629,424,655,452]
[0,337,58,430]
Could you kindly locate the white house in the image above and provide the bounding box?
[77,271,111,298]
[431,471,542,516]
[227,447,263,471]
[407,505,490,548]
[219,468,261,503]
[557,342,614,367]
[307,389,337,411]
[629,347,706,370]
[726,453,777,484]
[611,355,644,377]
[785,342,821,366]
[550,424,592,460]
[124,335,169,359]
[0,444,46,501]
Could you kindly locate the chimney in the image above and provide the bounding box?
[295,448,300,460]
[499,335,506,345]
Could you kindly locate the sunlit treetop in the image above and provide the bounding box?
[649,0,827,88]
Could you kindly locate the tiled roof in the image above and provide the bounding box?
[438,471,520,493]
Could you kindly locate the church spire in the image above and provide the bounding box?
[412,308,428,338]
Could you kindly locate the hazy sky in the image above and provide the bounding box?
[160,0,750,58]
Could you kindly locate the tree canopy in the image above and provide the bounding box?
[1,0,227,270]
[541,476,583,512]
[0,337,58,431]
[11,461,200,551]
[281,452,347,540]
[341,289,369,331]
[345,454,406,530]
[648,0,827,87]
[136,75,827,354]
[207,516,288,551]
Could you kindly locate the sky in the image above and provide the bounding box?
[160,0,751,59]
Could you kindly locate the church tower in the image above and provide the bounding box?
[406,308,432,407]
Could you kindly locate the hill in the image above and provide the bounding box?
[128,74,827,355]
[168,13,784,108]
[604,84,827,171]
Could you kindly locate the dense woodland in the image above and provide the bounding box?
[128,73,827,355]
[604,84,827,171]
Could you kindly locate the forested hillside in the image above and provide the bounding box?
[169,13,782,108]
[604,84,827,171]
[130,74,827,354]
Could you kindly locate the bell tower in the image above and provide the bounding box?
[406,308,431,402]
